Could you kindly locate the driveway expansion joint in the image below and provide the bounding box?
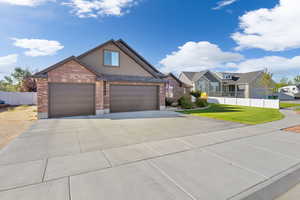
[42,158,48,182]
[148,160,198,200]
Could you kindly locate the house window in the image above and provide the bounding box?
[104,50,119,66]
[224,74,232,80]
[104,81,107,96]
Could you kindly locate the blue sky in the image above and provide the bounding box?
[0,0,299,81]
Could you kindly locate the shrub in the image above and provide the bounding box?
[165,97,175,107]
[195,98,208,107]
[178,96,193,109]
[190,90,202,98]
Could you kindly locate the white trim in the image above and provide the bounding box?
[160,106,166,110]
[96,110,105,115]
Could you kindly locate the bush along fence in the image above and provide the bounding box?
[0,91,37,105]
[207,97,280,109]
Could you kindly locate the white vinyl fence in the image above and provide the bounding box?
[208,97,280,109]
[0,91,37,105]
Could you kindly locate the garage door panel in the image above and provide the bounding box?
[49,83,95,118]
[110,85,158,113]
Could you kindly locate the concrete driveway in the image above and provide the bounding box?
[1,110,300,200]
[0,111,244,166]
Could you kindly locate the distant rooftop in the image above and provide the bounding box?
[181,70,264,84]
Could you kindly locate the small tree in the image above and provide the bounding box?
[294,75,300,85]
[0,68,35,92]
[21,77,37,92]
[0,76,18,91]
[275,77,289,91]
[260,69,274,98]
[11,68,32,90]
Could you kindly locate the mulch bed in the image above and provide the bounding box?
[284,125,300,134]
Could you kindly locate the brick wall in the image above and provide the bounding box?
[104,81,110,110]
[48,60,96,83]
[36,78,48,113]
[95,81,104,110]
[36,60,104,118]
[164,75,190,101]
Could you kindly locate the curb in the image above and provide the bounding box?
[229,162,300,200]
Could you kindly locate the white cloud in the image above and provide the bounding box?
[12,38,64,57]
[159,41,244,73]
[0,54,18,77]
[62,0,138,18]
[213,0,237,10]
[232,0,300,51]
[0,0,52,6]
[159,41,300,79]
[226,55,300,73]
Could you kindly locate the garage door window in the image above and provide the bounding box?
[104,50,119,66]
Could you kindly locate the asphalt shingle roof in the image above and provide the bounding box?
[181,70,263,84]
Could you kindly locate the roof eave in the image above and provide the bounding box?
[34,56,102,77]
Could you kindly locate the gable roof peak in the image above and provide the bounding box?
[33,55,101,77]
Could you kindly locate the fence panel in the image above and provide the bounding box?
[250,99,264,108]
[208,96,279,109]
[0,91,37,105]
[264,99,280,109]
[236,98,250,107]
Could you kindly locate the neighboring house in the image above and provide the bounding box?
[33,39,166,119]
[179,70,275,99]
[161,73,192,101]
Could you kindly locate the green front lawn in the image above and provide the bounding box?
[179,104,284,125]
[280,102,300,109]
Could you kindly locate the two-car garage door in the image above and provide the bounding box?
[49,83,95,118]
[49,83,159,118]
[110,85,159,113]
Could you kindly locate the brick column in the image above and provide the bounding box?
[95,81,104,115]
[103,81,110,113]
[36,78,48,119]
[159,83,166,110]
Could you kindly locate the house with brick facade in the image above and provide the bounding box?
[162,73,192,101]
[33,39,166,119]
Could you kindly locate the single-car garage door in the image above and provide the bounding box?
[110,85,159,113]
[49,83,95,118]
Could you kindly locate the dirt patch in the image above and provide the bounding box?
[0,106,37,149]
[284,125,300,134]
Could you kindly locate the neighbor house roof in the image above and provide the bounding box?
[181,70,220,82]
[219,71,264,84]
[181,70,264,84]
[162,73,193,88]
[181,71,198,81]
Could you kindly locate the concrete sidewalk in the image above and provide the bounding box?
[0,110,300,200]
